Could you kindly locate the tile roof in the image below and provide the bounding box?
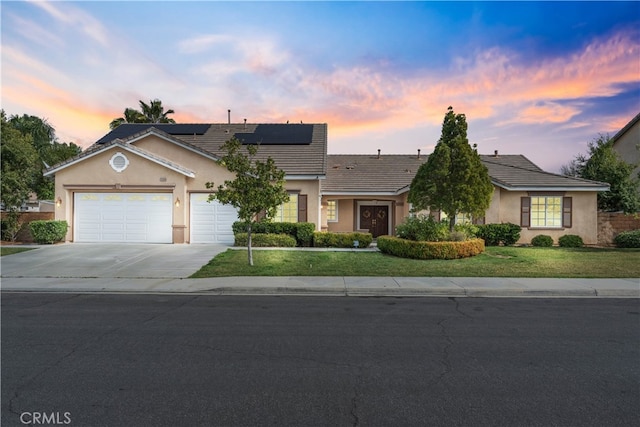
[323,154,609,194]
[94,123,328,176]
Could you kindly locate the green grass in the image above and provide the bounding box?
[190,246,640,278]
[1,247,35,256]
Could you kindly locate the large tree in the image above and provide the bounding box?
[206,137,289,266]
[110,99,176,129]
[561,135,639,213]
[408,106,494,231]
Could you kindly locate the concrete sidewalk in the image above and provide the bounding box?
[1,276,638,297]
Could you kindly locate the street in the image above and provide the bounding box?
[2,294,638,426]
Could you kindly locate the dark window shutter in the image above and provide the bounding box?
[256,210,267,221]
[433,210,441,222]
[473,216,486,225]
[298,194,307,222]
[520,197,530,227]
[562,197,572,228]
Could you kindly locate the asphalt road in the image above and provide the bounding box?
[2,294,638,427]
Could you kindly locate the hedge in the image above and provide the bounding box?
[234,233,296,247]
[232,221,315,246]
[313,232,373,248]
[377,236,485,260]
[29,220,68,244]
[613,229,640,248]
[475,223,521,246]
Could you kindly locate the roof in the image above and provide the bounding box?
[611,112,640,145]
[323,153,609,194]
[91,123,328,177]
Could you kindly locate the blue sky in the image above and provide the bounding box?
[2,1,638,172]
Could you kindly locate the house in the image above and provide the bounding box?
[45,123,609,245]
[611,112,640,194]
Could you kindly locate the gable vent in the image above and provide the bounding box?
[109,152,129,173]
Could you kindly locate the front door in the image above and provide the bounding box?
[359,205,389,237]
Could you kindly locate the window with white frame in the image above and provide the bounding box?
[273,194,298,222]
[440,212,473,225]
[531,196,562,227]
[327,200,338,222]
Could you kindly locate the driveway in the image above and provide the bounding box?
[0,243,230,279]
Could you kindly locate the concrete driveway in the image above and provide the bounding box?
[0,243,230,279]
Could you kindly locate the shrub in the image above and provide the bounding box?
[447,231,467,242]
[531,234,554,247]
[234,233,296,247]
[453,222,479,239]
[1,213,24,242]
[395,215,449,242]
[313,232,373,248]
[377,236,485,260]
[613,229,640,248]
[558,234,584,248]
[232,221,315,246]
[476,223,521,246]
[29,220,68,244]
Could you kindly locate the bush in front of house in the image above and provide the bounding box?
[313,231,373,248]
[613,229,640,248]
[531,234,554,247]
[232,221,315,246]
[558,234,584,248]
[395,215,449,242]
[475,223,521,246]
[234,233,296,247]
[29,220,68,244]
[377,236,485,260]
[1,215,24,242]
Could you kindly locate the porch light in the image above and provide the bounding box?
[175,197,181,208]
[55,197,62,208]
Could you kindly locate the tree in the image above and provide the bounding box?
[408,106,494,232]
[562,135,640,213]
[1,112,39,240]
[6,113,81,200]
[206,137,289,266]
[110,99,176,129]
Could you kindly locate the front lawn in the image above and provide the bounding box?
[0,247,35,256]
[190,246,640,278]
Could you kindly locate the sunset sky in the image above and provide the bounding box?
[1,1,638,172]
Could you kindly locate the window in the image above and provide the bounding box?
[440,212,473,225]
[327,200,338,222]
[530,196,562,227]
[273,194,298,222]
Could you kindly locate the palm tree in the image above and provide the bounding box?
[109,99,176,129]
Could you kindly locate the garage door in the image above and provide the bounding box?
[190,194,239,244]
[74,193,172,243]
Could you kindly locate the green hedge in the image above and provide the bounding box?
[558,234,584,248]
[531,234,554,247]
[313,231,373,248]
[613,229,640,248]
[29,220,68,244]
[232,221,315,246]
[234,233,296,247]
[476,223,521,246]
[377,236,485,260]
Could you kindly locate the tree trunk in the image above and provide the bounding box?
[247,223,254,266]
[449,215,456,233]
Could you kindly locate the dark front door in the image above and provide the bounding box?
[359,205,389,237]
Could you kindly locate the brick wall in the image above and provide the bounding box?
[597,212,640,245]
[1,212,55,243]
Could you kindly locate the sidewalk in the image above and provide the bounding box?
[1,276,638,297]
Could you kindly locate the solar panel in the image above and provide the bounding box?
[236,124,313,145]
[96,124,211,144]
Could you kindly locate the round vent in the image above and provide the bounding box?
[109,152,129,172]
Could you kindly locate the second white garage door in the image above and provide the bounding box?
[190,194,239,244]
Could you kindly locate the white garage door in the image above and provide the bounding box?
[190,194,239,244]
[74,193,172,243]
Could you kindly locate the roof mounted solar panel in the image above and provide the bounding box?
[96,124,210,144]
[236,124,313,145]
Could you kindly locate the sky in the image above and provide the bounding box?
[1,1,639,172]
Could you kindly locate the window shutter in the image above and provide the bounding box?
[298,194,307,222]
[473,216,486,225]
[562,197,572,228]
[520,197,530,227]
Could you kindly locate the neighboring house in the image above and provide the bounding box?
[611,112,640,193]
[45,123,608,245]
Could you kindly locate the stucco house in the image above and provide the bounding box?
[45,123,609,245]
[611,112,640,194]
